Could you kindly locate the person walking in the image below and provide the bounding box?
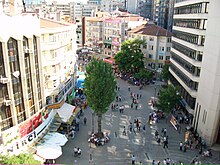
[131,102,133,109]
[129,122,133,132]
[180,142,183,151]
[183,143,187,152]
[135,104,138,110]
[84,117,87,125]
[131,155,136,165]
[152,160,155,165]
[128,85,131,91]
[163,128,167,136]
[123,126,126,136]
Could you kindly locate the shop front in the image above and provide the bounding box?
[0,108,56,155]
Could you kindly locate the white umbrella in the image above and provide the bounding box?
[36,145,62,160]
[44,132,68,146]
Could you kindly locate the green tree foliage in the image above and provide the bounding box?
[134,68,153,81]
[160,64,170,83]
[84,59,116,134]
[0,153,41,164]
[156,85,181,114]
[114,38,145,73]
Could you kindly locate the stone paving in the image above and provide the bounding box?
[56,78,220,165]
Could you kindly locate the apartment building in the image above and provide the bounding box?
[83,11,146,56]
[127,22,172,71]
[101,0,124,13]
[137,0,154,20]
[82,17,104,52]
[40,18,77,106]
[170,0,220,145]
[0,13,51,154]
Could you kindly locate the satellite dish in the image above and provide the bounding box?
[13,71,20,78]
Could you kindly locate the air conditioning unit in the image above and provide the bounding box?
[24,48,33,54]
[4,99,12,106]
[0,76,9,84]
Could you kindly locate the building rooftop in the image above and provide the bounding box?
[85,17,104,22]
[40,18,72,28]
[128,23,172,37]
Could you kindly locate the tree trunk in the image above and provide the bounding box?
[97,114,102,135]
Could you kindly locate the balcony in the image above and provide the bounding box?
[0,76,9,84]
[3,99,12,106]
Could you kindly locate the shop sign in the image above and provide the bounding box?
[20,131,37,146]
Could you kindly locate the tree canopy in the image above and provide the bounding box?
[84,59,116,134]
[134,68,153,81]
[160,64,170,83]
[0,153,41,164]
[114,38,145,74]
[156,85,181,114]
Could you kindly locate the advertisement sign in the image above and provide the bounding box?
[19,113,42,138]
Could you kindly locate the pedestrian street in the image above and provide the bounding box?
[56,78,220,165]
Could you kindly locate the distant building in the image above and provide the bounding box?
[137,0,154,20]
[153,0,174,32]
[82,10,147,56]
[127,22,172,71]
[126,0,138,14]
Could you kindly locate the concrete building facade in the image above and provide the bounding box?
[0,13,48,154]
[40,18,77,106]
[170,0,220,145]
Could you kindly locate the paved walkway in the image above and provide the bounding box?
[56,78,220,165]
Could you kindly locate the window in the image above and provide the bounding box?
[149,45,154,50]
[166,56,170,60]
[158,63,163,68]
[143,44,147,49]
[49,34,55,42]
[148,54,153,58]
[160,47,165,51]
[167,47,171,52]
[149,37,154,41]
[201,36,205,46]
[159,56,163,60]
[167,37,171,42]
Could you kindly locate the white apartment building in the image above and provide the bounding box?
[40,18,77,106]
[128,22,172,71]
[0,13,51,155]
[170,0,220,145]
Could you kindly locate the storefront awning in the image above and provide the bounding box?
[56,103,76,123]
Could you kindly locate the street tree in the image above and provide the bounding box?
[156,85,181,114]
[134,68,153,82]
[114,38,145,74]
[0,153,41,164]
[84,59,116,136]
[160,64,170,83]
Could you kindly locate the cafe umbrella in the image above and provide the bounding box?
[36,144,62,160]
